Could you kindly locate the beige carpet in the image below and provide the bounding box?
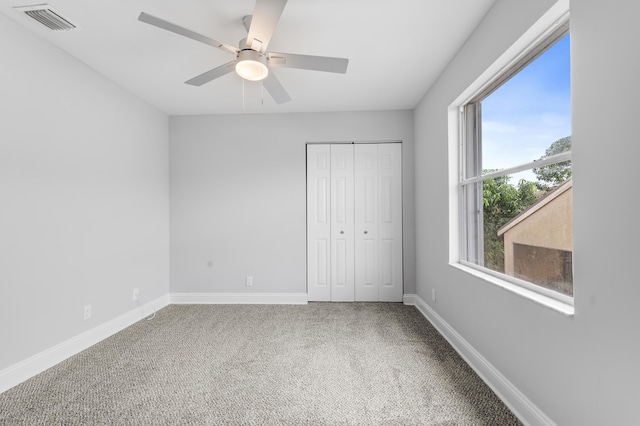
[0,303,521,425]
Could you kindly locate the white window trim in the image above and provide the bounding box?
[448,0,573,315]
[451,262,574,316]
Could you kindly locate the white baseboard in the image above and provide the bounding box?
[403,294,556,426]
[171,292,308,305]
[0,294,170,395]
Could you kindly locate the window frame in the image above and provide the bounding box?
[457,19,573,308]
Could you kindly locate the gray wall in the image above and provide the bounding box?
[0,14,170,370]
[4,0,638,423]
[169,111,416,295]
[414,0,640,424]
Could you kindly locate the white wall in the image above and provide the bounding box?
[414,0,640,424]
[169,111,415,296]
[0,15,170,371]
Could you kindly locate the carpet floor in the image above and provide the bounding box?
[0,303,522,425]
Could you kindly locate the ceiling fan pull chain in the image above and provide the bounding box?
[242,78,246,113]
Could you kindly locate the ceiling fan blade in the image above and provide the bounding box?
[138,12,238,55]
[246,0,288,52]
[267,52,349,74]
[185,60,237,86]
[263,71,291,104]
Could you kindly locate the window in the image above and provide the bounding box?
[459,22,572,303]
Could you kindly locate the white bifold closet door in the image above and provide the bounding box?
[307,143,403,302]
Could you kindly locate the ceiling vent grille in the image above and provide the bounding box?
[14,4,79,31]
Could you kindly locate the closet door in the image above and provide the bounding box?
[354,145,379,301]
[307,143,400,302]
[354,143,403,302]
[307,145,331,301]
[376,144,403,301]
[329,145,355,301]
[307,144,355,302]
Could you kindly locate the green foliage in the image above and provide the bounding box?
[482,173,538,272]
[533,136,572,190]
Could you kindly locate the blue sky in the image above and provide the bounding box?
[481,33,571,179]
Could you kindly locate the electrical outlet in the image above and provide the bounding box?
[83,304,92,320]
[246,276,253,286]
[432,289,436,302]
[132,288,139,301]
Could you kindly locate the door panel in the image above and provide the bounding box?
[334,239,347,287]
[377,144,403,302]
[315,178,328,224]
[334,177,347,224]
[315,239,329,286]
[330,145,354,301]
[380,176,393,223]
[380,238,394,287]
[364,177,375,223]
[307,145,331,301]
[363,239,376,287]
[355,144,379,301]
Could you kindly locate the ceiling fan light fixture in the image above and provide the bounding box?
[235,49,268,81]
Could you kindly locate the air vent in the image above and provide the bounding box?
[14,4,80,31]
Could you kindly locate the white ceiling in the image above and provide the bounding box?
[0,0,496,115]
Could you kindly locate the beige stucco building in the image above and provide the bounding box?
[497,179,573,295]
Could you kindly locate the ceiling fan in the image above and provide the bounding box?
[138,0,349,104]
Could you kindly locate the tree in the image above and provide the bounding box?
[482,173,538,272]
[533,136,572,190]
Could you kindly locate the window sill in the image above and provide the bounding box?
[449,262,575,316]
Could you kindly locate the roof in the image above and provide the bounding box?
[497,179,572,237]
